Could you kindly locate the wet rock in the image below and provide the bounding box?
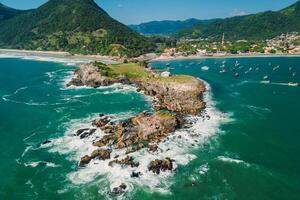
[109,156,139,168]
[79,155,91,167]
[80,129,97,139]
[131,171,142,178]
[112,183,127,195]
[148,144,158,152]
[148,158,174,174]
[76,128,89,136]
[92,117,110,127]
[93,134,116,147]
[90,149,111,160]
[41,140,51,145]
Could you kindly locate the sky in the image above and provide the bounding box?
[1,0,298,25]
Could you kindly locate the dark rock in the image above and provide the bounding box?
[109,156,139,168]
[80,129,97,139]
[131,171,141,178]
[41,140,51,145]
[148,158,174,174]
[148,144,158,152]
[79,155,91,167]
[92,117,110,127]
[91,149,111,160]
[76,128,89,136]
[112,183,127,195]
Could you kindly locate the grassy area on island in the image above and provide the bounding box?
[95,61,195,83]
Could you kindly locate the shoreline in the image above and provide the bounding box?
[0,49,120,64]
[150,53,300,62]
[2,48,300,65]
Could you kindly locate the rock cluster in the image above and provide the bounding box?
[148,158,174,174]
[67,63,206,115]
[79,149,111,167]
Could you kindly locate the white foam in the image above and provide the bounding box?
[218,156,250,167]
[24,161,59,168]
[49,80,231,197]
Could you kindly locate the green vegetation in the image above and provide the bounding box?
[94,62,195,83]
[0,0,155,57]
[176,1,300,41]
[156,110,175,119]
[129,18,220,35]
[0,3,24,21]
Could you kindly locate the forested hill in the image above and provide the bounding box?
[177,1,300,41]
[0,3,24,21]
[0,0,155,57]
[129,18,220,35]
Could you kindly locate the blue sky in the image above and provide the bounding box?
[1,0,297,24]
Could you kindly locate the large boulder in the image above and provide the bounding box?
[91,149,111,160]
[148,158,174,174]
[79,155,92,167]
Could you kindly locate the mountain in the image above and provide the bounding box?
[129,18,220,35]
[0,0,154,57]
[0,3,24,21]
[177,1,300,41]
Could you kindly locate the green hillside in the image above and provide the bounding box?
[0,3,24,21]
[129,18,220,35]
[177,1,300,41]
[0,0,155,57]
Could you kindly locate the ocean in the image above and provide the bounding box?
[0,56,299,199]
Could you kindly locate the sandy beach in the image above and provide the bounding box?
[0,49,120,64]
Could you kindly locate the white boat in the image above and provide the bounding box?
[201,66,209,71]
[249,67,253,71]
[263,75,269,80]
[255,67,259,71]
[288,82,298,87]
[220,69,226,73]
[273,66,280,71]
[289,67,293,71]
[261,80,270,84]
[166,63,170,66]
[234,73,239,77]
[293,72,297,77]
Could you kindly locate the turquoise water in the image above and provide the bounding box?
[0,56,300,199]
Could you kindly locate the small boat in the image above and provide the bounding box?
[273,66,280,71]
[166,63,170,66]
[289,67,293,71]
[234,73,239,77]
[249,67,253,71]
[201,66,209,71]
[245,71,249,74]
[220,69,226,73]
[255,67,259,71]
[288,82,299,87]
[263,75,269,80]
[261,80,270,84]
[293,72,297,77]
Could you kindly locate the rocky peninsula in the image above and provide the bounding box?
[66,61,206,194]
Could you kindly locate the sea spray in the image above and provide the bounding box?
[48,80,232,197]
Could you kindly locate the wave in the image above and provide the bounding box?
[24,161,60,168]
[48,80,232,197]
[218,156,250,167]
[237,80,299,87]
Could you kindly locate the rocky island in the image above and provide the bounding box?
[67,61,206,194]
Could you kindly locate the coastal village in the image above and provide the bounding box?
[159,32,300,59]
